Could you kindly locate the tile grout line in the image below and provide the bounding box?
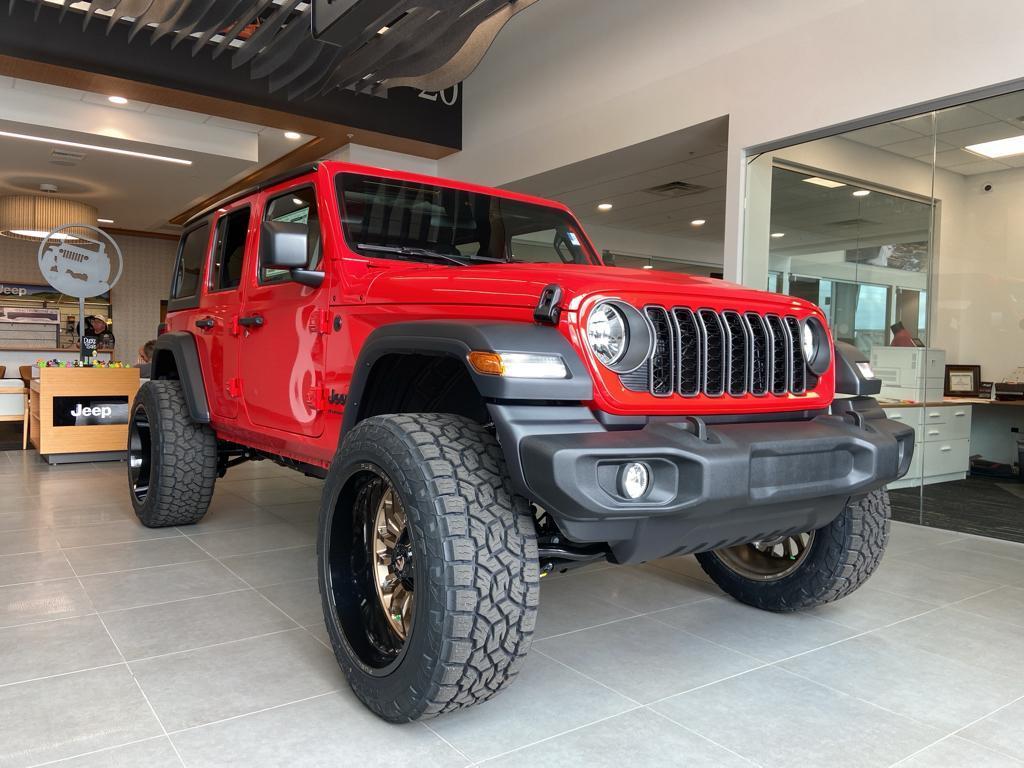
[887,690,1024,767]
[176,528,306,631]
[646,706,765,768]
[23,735,171,768]
[421,721,474,765]
[164,689,341,737]
[56,546,190,768]
[532,647,645,706]
[471,705,647,765]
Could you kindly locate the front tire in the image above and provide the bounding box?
[696,488,891,611]
[127,380,217,528]
[318,413,539,722]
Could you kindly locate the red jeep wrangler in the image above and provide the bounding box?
[130,161,914,722]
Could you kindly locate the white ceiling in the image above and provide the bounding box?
[0,76,310,232]
[505,117,728,245]
[846,91,1024,176]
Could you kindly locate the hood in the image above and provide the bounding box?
[361,262,818,315]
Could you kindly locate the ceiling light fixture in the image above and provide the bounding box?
[284,131,302,140]
[803,176,846,189]
[0,194,98,240]
[377,25,390,34]
[770,232,786,238]
[107,96,129,105]
[642,265,654,269]
[965,134,1024,159]
[690,218,706,226]
[0,130,192,165]
[852,190,871,197]
[292,198,304,206]
[597,203,613,211]
[98,218,114,224]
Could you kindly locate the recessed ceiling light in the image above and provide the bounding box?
[770,232,786,238]
[803,176,846,189]
[0,130,192,165]
[690,218,706,226]
[97,218,114,224]
[852,189,871,197]
[965,134,1024,159]
[107,96,128,105]
[284,131,302,140]
[597,203,613,211]
[642,264,654,269]
[292,198,303,206]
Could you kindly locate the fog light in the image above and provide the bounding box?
[619,462,650,499]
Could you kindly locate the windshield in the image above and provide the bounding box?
[336,172,599,266]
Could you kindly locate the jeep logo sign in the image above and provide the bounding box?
[72,404,113,419]
[52,396,129,427]
[0,283,29,297]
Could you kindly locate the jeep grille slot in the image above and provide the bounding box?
[621,308,811,399]
[645,306,674,396]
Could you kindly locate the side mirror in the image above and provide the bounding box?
[260,221,324,288]
[260,221,308,270]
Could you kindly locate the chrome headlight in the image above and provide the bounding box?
[587,302,628,366]
[801,316,831,375]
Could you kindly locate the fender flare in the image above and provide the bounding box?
[151,332,211,423]
[834,340,882,396]
[341,320,593,436]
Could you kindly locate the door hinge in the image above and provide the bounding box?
[226,377,242,398]
[308,309,332,335]
[304,384,326,410]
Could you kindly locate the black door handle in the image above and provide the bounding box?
[237,315,264,328]
[194,317,215,330]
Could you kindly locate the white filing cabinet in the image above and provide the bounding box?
[884,403,972,489]
[871,347,946,402]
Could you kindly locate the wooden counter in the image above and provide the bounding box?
[30,367,140,464]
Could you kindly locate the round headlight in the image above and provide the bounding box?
[801,321,817,362]
[801,316,831,375]
[587,302,628,366]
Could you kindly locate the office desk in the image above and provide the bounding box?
[880,398,1024,488]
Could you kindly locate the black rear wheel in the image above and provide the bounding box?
[127,380,217,528]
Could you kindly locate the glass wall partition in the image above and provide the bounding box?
[745,93,1024,543]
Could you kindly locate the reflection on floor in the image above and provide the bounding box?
[891,476,1024,545]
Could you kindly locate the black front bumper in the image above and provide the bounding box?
[490,397,915,563]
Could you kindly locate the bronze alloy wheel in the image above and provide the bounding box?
[327,466,416,671]
[714,531,816,581]
[127,402,152,504]
[371,482,414,640]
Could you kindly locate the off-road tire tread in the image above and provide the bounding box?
[696,488,890,611]
[130,380,217,528]
[320,413,539,722]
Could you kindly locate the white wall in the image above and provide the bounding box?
[326,144,439,176]
[442,0,1024,282]
[581,223,723,268]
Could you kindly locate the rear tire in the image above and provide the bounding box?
[318,413,539,722]
[127,380,217,528]
[696,488,891,611]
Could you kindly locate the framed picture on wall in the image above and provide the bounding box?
[944,364,982,397]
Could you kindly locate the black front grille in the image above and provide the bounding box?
[621,307,810,398]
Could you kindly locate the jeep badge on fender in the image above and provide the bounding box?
[129,161,914,724]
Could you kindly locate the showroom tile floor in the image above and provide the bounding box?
[1,450,1024,767]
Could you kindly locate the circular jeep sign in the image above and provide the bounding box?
[36,224,124,299]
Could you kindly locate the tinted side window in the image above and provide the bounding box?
[172,223,210,299]
[262,187,321,284]
[209,208,251,291]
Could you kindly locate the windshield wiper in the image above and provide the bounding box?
[356,243,469,267]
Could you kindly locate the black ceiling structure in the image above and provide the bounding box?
[1,1,537,149]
